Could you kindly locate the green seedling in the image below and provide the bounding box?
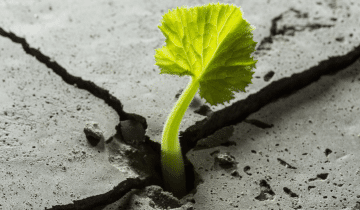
[154,2,257,197]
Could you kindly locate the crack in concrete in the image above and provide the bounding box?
[179,32,360,169]
[277,158,297,169]
[0,27,160,210]
[47,176,151,210]
[270,8,334,37]
[0,27,147,132]
[1,5,360,206]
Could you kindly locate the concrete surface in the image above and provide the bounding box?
[0,30,161,209]
[0,36,123,209]
[0,0,360,209]
[188,58,360,209]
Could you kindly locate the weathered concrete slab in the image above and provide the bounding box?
[0,36,159,209]
[1,0,360,209]
[187,58,360,209]
[1,0,359,145]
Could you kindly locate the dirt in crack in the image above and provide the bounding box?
[105,119,201,198]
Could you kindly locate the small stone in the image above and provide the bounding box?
[215,152,236,167]
[84,121,104,142]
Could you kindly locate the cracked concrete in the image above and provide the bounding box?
[0,32,162,209]
[3,0,359,146]
[0,36,123,208]
[187,58,360,209]
[1,0,360,209]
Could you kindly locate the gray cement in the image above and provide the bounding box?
[0,0,360,209]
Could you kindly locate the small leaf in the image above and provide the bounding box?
[155,2,257,105]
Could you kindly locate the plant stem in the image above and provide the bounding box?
[161,77,200,198]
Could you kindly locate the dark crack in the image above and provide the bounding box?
[257,7,334,52]
[0,27,147,132]
[2,5,360,205]
[277,158,297,169]
[0,27,161,209]
[179,42,360,162]
[270,8,333,36]
[178,6,360,160]
[45,177,155,210]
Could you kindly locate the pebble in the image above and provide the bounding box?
[83,121,104,141]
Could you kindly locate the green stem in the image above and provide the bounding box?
[161,77,200,198]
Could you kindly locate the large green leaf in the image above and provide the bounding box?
[155,2,257,105]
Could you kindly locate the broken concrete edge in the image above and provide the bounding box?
[0,26,199,207]
[124,133,198,199]
[0,27,147,133]
[180,43,360,157]
[45,176,159,210]
[0,27,167,207]
[2,23,360,208]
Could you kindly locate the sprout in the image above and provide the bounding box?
[154,2,257,197]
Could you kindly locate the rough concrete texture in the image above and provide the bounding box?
[1,0,359,145]
[1,0,360,209]
[0,33,162,209]
[188,58,360,209]
[93,185,195,210]
[0,36,122,208]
